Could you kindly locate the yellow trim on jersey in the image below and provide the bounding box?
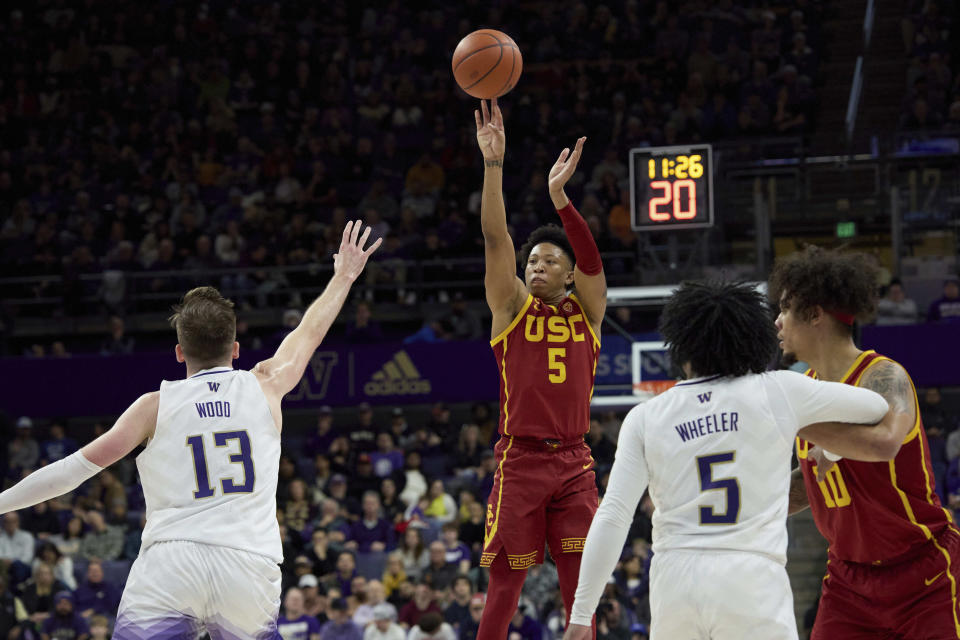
[500,335,511,436]
[569,293,601,348]
[842,350,876,382]
[491,294,534,347]
[484,436,514,551]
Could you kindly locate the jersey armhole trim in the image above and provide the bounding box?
[568,293,601,348]
[491,294,534,347]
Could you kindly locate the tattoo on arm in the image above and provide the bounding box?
[788,467,809,514]
[484,159,503,168]
[859,361,914,415]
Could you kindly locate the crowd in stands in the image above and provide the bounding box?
[0,404,653,640]
[0,0,827,343]
[901,1,960,131]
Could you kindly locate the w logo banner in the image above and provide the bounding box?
[207,382,220,392]
[697,392,712,403]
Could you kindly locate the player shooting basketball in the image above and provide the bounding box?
[473,97,605,640]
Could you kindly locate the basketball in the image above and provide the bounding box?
[451,29,523,99]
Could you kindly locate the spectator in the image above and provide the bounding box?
[363,602,405,640]
[49,516,84,558]
[312,497,350,547]
[304,530,337,579]
[279,587,322,640]
[440,524,471,575]
[78,511,124,561]
[349,455,382,505]
[927,276,960,322]
[306,407,339,459]
[400,452,428,509]
[8,417,40,475]
[41,591,88,640]
[320,598,363,640]
[324,551,358,598]
[408,611,456,640]
[353,581,396,628]
[326,475,360,516]
[22,563,68,625]
[459,501,486,557]
[123,513,146,560]
[370,434,404,480]
[458,594,486,640]
[379,479,404,525]
[421,541,458,594]
[443,576,474,637]
[88,615,110,640]
[23,500,62,540]
[875,278,919,325]
[74,561,120,618]
[507,605,543,640]
[381,552,408,599]
[0,573,26,639]
[99,316,135,355]
[345,492,395,553]
[397,528,429,582]
[422,480,457,527]
[345,303,384,344]
[39,421,79,465]
[33,542,76,590]
[0,513,35,580]
[347,404,380,455]
[286,479,313,539]
[300,574,328,622]
[398,583,443,629]
[443,293,482,341]
[521,561,559,619]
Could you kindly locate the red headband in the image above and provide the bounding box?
[827,310,855,326]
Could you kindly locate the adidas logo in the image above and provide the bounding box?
[364,351,432,396]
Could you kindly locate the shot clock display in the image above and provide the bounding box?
[629,144,714,231]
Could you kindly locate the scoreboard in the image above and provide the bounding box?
[629,144,714,231]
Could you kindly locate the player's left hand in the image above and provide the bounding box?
[809,445,836,483]
[562,623,592,640]
[548,136,586,201]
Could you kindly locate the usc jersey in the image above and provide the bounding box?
[797,350,953,564]
[490,293,600,440]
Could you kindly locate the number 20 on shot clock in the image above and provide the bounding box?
[629,144,714,231]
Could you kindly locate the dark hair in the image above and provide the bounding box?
[518,224,575,269]
[768,246,878,326]
[418,612,443,634]
[169,287,236,368]
[659,281,777,378]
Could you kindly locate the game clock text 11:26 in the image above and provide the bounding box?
[629,145,714,231]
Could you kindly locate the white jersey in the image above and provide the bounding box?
[570,370,888,626]
[138,367,282,563]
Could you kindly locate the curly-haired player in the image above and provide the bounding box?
[771,245,960,639]
[566,281,893,640]
[473,97,605,640]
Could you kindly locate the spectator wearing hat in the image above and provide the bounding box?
[927,276,960,322]
[326,474,359,516]
[320,598,363,640]
[347,403,379,454]
[349,455,381,506]
[458,594,486,640]
[74,560,120,618]
[442,576,474,637]
[278,587,322,640]
[363,602,404,640]
[306,407,339,459]
[299,574,328,622]
[345,493,395,553]
[352,580,396,628]
[408,611,456,640]
[875,279,918,325]
[41,591,88,640]
[8,417,40,476]
[398,582,443,629]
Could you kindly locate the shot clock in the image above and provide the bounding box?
[629,144,714,231]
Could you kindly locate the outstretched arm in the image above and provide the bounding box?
[253,221,381,407]
[0,392,159,515]
[547,137,606,335]
[798,360,915,462]
[475,98,527,336]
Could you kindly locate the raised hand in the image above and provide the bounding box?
[548,136,587,200]
[333,220,382,282]
[475,98,505,162]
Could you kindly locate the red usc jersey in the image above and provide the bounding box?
[490,293,600,440]
[796,350,953,564]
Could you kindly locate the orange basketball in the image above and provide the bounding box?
[451,29,523,99]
